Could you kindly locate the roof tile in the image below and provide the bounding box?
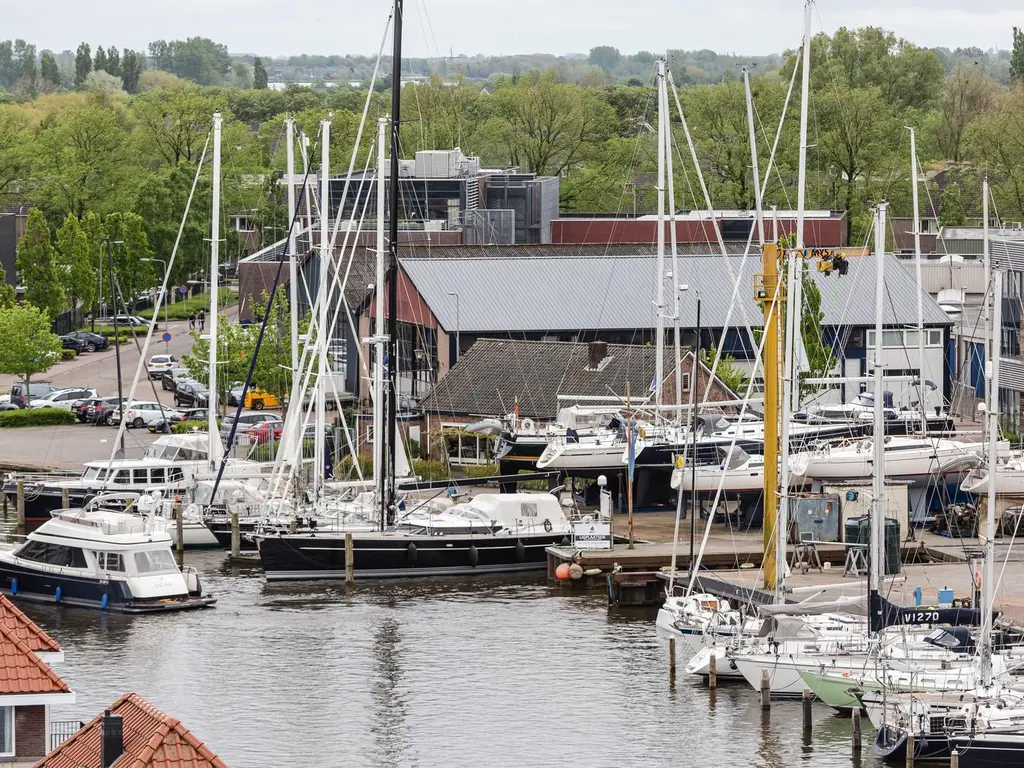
[0,594,60,653]
[0,621,69,696]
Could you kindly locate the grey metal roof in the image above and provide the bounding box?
[401,253,952,334]
[991,237,1024,273]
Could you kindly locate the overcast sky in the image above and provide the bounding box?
[4,1,1019,58]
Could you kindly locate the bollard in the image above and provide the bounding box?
[669,638,676,676]
[230,512,240,558]
[760,669,771,710]
[802,689,813,732]
[708,651,717,690]
[15,481,24,527]
[906,733,915,768]
[344,533,354,585]
[61,487,70,509]
[950,749,958,768]
[852,709,862,752]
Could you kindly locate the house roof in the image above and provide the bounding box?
[0,594,60,654]
[36,692,229,768]
[402,252,952,335]
[421,339,729,418]
[0,623,69,696]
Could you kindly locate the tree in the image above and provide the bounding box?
[253,57,268,89]
[939,183,966,227]
[133,85,224,166]
[93,46,107,74]
[0,260,13,308]
[0,42,15,89]
[55,213,95,315]
[147,38,230,86]
[74,43,91,89]
[14,40,36,92]
[106,47,121,77]
[39,52,60,91]
[0,304,63,398]
[1012,27,1024,84]
[102,212,154,303]
[964,86,1024,219]
[120,49,144,94]
[84,70,126,95]
[16,209,65,319]
[0,106,30,206]
[588,46,621,73]
[934,62,997,163]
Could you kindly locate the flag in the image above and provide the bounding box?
[649,372,658,393]
[627,419,638,483]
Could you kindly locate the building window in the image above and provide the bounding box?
[867,329,942,349]
[1003,327,1021,358]
[681,372,692,392]
[0,706,13,756]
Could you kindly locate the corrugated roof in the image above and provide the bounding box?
[0,594,60,654]
[991,237,1024,273]
[37,692,229,768]
[402,253,952,334]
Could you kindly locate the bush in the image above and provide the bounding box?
[137,288,238,321]
[172,419,207,434]
[412,459,449,480]
[0,408,77,427]
[60,348,77,361]
[464,463,500,479]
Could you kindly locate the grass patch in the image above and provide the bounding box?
[0,408,77,427]
[137,288,238,321]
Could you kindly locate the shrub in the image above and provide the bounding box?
[464,463,500,479]
[60,348,77,361]
[0,408,77,427]
[172,420,207,434]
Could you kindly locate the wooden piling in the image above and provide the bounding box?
[344,533,354,585]
[802,689,813,732]
[760,670,771,710]
[708,651,717,689]
[906,733,915,768]
[3,487,7,518]
[230,512,240,558]
[175,502,184,561]
[852,709,862,752]
[950,750,958,768]
[669,638,676,676]
[61,487,70,509]
[15,481,24,527]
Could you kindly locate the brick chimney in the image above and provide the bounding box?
[100,711,123,768]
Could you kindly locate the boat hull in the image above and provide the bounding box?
[949,734,1024,768]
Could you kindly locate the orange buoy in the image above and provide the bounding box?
[555,563,571,580]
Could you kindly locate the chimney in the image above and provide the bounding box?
[100,711,124,768]
[587,341,608,370]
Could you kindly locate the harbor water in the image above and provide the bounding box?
[28,552,883,767]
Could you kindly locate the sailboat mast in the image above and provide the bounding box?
[384,0,404,525]
[663,58,682,420]
[207,112,223,464]
[743,68,765,247]
[790,0,812,415]
[373,117,387,508]
[654,58,667,415]
[314,117,331,494]
[981,268,1002,687]
[870,202,887,632]
[285,118,300,402]
[909,127,928,435]
[983,173,991,369]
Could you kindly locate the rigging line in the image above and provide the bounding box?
[751,98,794,212]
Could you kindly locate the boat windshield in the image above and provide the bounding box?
[145,442,207,461]
[134,549,179,575]
[83,467,102,480]
[719,447,750,470]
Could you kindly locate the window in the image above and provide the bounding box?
[132,469,149,484]
[134,550,178,574]
[112,470,130,484]
[867,329,943,349]
[167,468,185,482]
[0,706,12,756]
[150,468,166,484]
[681,372,692,392]
[97,552,125,572]
[16,541,87,568]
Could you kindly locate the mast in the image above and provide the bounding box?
[285,117,300,403]
[663,58,682,421]
[791,0,812,414]
[314,117,331,495]
[207,112,224,465]
[373,117,387,510]
[761,242,782,592]
[743,68,765,247]
[981,268,1001,687]
[654,58,667,415]
[983,173,991,371]
[909,127,928,435]
[869,202,887,633]
[384,0,404,525]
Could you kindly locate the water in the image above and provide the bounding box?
[26,553,883,768]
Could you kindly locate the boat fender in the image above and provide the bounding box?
[186,571,201,596]
[583,567,602,577]
[468,545,479,568]
[515,540,526,562]
[568,563,584,580]
[407,542,418,564]
[101,594,109,610]
[54,587,62,603]
[9,579,16,596]
[560,536,570,546]
[555,563,571,580]
[543,519,553,533]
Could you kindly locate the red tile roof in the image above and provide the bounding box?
[36,692,229,768]
[0,595,60,653]
[0,622,69,696]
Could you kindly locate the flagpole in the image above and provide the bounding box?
[626,380,635,549]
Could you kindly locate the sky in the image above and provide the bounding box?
[4,0,1020,58]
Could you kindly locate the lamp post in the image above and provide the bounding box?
[141,257,169,342]
[447,291,460,365]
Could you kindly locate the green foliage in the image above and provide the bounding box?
[1012,28,1024,84]
[93,46,107,74]
[16,209,64,318]
[939,183,966,227]
[0,408,76,427]
[60,348,77,361]
[0,304,62,388]
[253,57,268,90]
[120,49,143,94]
[74,43,91,89]
[798,262,835,398]
[172,419,207,434]
[106,47,121,78]
[39,53,60,90]
[103,212,155,301]
[699,345,747,394]
[54,214,95,315]
[148,38,231,86]
[588,47,622,73]
[136,287,237,320]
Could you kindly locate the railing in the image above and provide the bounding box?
[50,720,83,751]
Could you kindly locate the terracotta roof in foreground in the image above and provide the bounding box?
[0,623,69,696]
[36,692,229,768]
[0,594,60,653]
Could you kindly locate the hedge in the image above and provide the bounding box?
[0,408,78,427]
[60,349,77,361]
[136,288,238,321]
[172,420,208,434]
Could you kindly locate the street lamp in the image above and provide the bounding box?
[447,292,460,363]
[141,257,169,335]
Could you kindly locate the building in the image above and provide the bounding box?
[0,206,29,289]
[0,595,75,767]
[551,210,848,247]
[989,236,1024,433]
[36,692,228,768]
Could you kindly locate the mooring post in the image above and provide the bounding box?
[61,487,70,509]
[950,749,958,768]
[906,733,915,768]
[230,512,240,558]
[344,532,354,585]
[175,502,184,562]
[760,670,771,710]
[2,486,8,519]
[852,708,862,752]
[15,481,25,527]
[669,638,676,676]
[708,651,717,689]
[802,689,813,732]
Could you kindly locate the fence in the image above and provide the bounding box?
[50,720,83,751]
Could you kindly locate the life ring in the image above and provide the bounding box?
[520,418,535,433]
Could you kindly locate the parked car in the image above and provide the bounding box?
[29,388,98,411]
[147,354,179,379]
[63,331,109,352]
[111,402,184,429]
[174,382,209,408]
[227,381,244,407]
[161,368,191,392]
[73,397,104,422]
[9,381,57,409]
[148,407,211,434]
[243,388,280,410]
[221,411,281,442]
[60,335,89,354]
[98,315,156,329]
[87,396,128,425]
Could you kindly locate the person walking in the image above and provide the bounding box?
[188,312,196,330]
[198,309,206,332]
